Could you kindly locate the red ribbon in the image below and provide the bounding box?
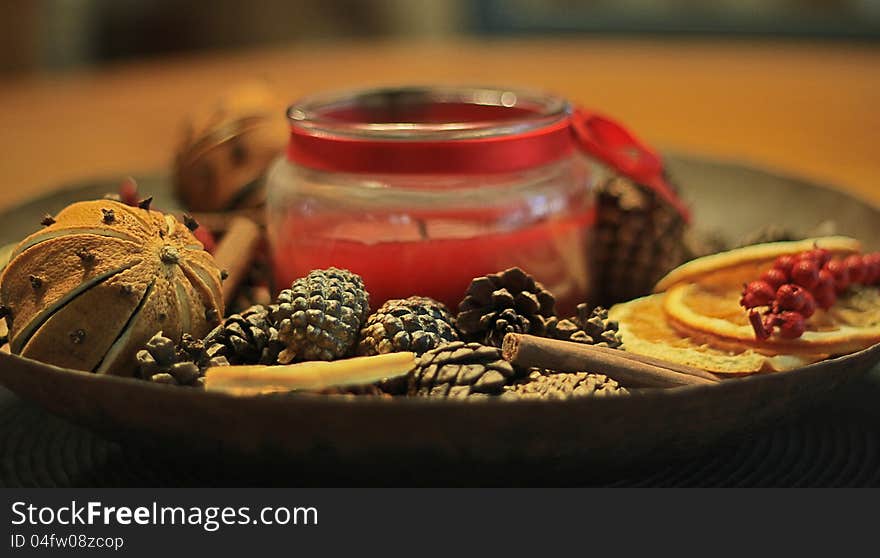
[569,108,691,222]
[287,107,690,222]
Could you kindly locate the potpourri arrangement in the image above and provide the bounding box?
[0,83,878,399]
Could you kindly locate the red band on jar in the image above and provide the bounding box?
[286,91,690,222]
[287,117,575,175]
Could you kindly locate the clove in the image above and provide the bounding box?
[75,248,95,264]
[69,329,86,344]
[183,213,199,232]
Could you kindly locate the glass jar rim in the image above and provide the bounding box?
[287,85,572,140]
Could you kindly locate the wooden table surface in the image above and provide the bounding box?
[0,38,877,210]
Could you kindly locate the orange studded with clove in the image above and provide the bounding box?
[0,200,225,375]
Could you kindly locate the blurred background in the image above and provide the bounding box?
[1,0,879,74]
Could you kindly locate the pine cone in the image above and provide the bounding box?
[227,256,275,315]
[546,303,622,349]
[590,176,688,306]
[203,304,282,365]
[502,369,628,400]
[271,268,369,363]
[318,384,388,397]
[456,267,556,348]
[735,225,801,249]
[135,331,229,387]
[683,228,730,261]
[408,341,517,397]
[357,296,458,357]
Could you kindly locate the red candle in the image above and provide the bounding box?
[266,86,687,319]
[271,206,594,313]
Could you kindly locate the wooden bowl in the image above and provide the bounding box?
[0,153,878,468]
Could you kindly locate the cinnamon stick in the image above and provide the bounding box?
[502,333,718,388]
[189,208,265,233]
[572,343,722,382]
[211,216,262,303]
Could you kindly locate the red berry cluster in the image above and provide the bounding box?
[740,248,880,340]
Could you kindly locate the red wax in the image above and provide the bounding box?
[271,209,593,313]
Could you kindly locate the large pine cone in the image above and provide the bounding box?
[546,303,622,349]
[203,304,282,365]
[136,331,229,387]
[357,296,458,357]
[502,369,628,400]
[591,176,688,306]
[456,267,556,348]
[408,341,517,398]
[271,268,369,363]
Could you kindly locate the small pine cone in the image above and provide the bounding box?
[682,228,730,261]
[408,341,517,398]
[271,268,369,363]
[358,296,458,357]
[456,267,556,348]
[502,369,628,400]
[590,175,688,306]
[203,305,282,365]
[135,331,229,387]
[318,384,389,397]
[546,303,622,349]
[735,225,801,249]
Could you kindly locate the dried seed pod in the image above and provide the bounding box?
[0,200,224,375]
[408,341,517,397]
[174,81,287,212]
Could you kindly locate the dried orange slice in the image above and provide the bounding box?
[654,236,861,293]
[664,282,880,356]
[609,294,823,373]
[654,236,880,356]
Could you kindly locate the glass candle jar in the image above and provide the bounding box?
[266,86,681,312]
